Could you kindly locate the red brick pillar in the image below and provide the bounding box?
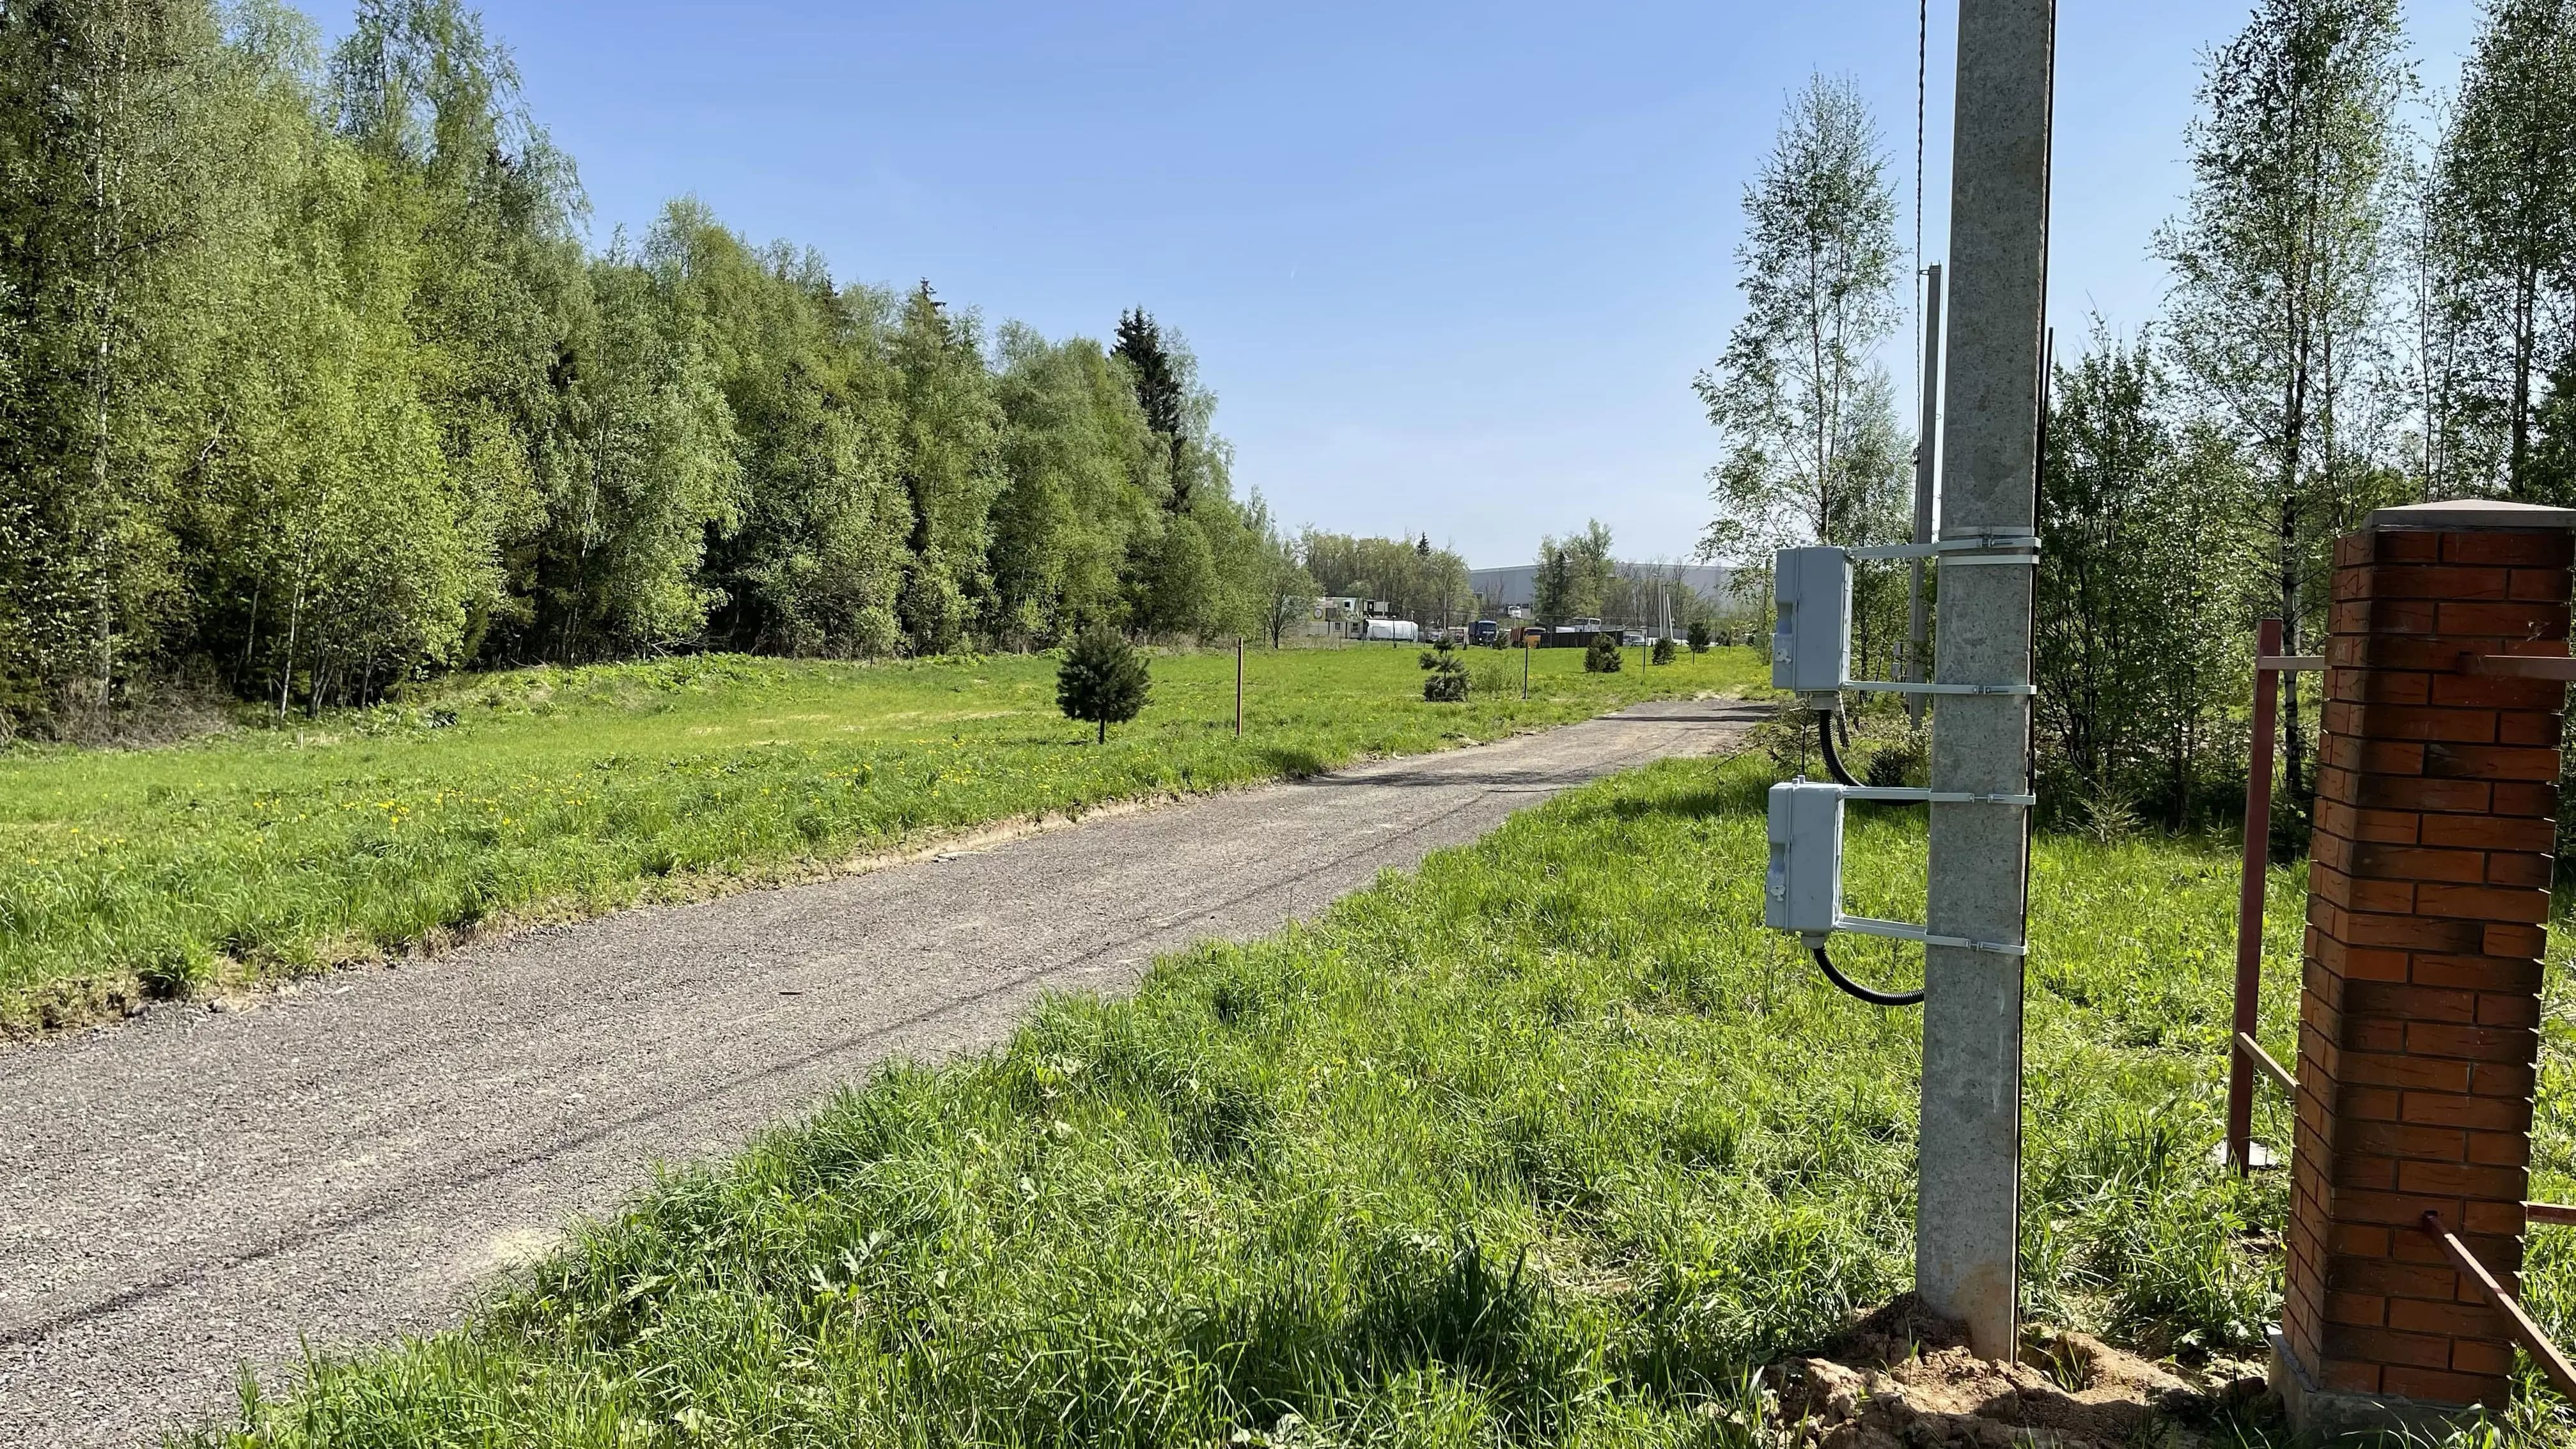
[2277,500,2573,1437]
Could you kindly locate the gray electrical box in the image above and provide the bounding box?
[1771,546,1852,705]
[1765,780,1843,940]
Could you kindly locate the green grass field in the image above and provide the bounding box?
[0,644,1762,1032]
[191,752,2547,1449]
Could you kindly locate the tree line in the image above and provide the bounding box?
[1703,0,2576,832]
[0,0,1310,738]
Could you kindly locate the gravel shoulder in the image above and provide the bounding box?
[0,700,1759,1446]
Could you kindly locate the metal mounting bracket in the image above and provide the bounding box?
[1843,679,2038,697]
[1836,786,2037,806]
[1830,914,2029,957]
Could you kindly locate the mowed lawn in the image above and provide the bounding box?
[185,754,2531,1449]
[0,644,1763,1029]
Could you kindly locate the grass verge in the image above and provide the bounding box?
[0,644,1760,1034]
[185,752,2476,1448]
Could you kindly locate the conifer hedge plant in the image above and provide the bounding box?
[1057,628,1153,743]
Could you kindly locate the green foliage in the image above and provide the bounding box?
[1056,629,1151,743]
[1421,644,1469,702]
[987,324,1161,645]
[2157,0,2408,801]
[1651,637,1677,666]
[1688,619,1712,654]
[2036,328,2252,828]
[1112,307,1186,502]
[1695,73,1907,566]
[1301,529,1471,631]
[1584,633,1622,673]
[1255,518,1318,650]
[1533,521,1614,626]
[0,646,1768,1022]
[0,6,1286,736]
[189,757,2325,1445]
[2428,0,2576,504]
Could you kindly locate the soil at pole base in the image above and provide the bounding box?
[1770,1296,2276,1449]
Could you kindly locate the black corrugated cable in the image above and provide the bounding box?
[1817,712,1863,788]
[1813,946,1926,1007]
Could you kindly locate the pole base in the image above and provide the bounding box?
[2268,1331,2474,1445]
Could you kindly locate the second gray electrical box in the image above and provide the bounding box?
[1771,546,1852,704]
[1765,780,1843,939]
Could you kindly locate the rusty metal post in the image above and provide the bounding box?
[2228,617,2284,1174]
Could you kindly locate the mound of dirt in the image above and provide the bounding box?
[1772,1297,2267,1449]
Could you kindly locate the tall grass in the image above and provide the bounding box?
[0,646,1761,1027]
[189,754,2439,1448]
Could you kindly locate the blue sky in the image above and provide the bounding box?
[382,1,2478,568]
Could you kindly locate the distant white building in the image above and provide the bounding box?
[1304,595,1397,640]
[1467,561,1737,614]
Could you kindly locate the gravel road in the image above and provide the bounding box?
[0,699,1758,1446]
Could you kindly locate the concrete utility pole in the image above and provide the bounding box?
[1919,0,2052,1361]
[1906,264,1945,726]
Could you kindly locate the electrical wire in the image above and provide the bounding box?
[1817,712,1862,788]
[1813,946,1926,1007]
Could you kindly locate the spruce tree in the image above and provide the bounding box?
[1112,307,1187,507]
[1057,627,1151,743]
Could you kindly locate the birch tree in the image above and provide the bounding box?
[2435,0,2576,500]
[1696,72,1907,560]
[2158,0,2407,804]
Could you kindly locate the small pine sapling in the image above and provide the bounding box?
[1058,628,1152,743]
[1651,637,1677,666]
[1687,619,1711,654]
[1423,650,1469,701]
[1584,632,1622,673]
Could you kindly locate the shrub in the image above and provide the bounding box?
[1864,727,1927,789]
[1584,632,1621,673]
[1687,619,1710,654]
[1057,628,1151,743]
[1423,651,1469,702]
[1651,637,1677,666]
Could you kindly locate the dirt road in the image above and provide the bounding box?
[0,700,1758,1445]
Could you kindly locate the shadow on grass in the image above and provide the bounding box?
[1570,767,1772,826]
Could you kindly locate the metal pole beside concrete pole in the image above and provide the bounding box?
[1919,0,2052,1363]
[1907,264,1945,727]
[2224,618,2283,1175]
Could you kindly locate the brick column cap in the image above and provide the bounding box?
[2368,500,2576,532]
